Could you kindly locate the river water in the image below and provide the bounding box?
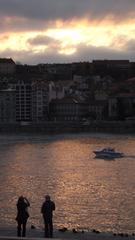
[0,133,135,234]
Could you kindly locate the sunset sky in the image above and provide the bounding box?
[0,0,135,64]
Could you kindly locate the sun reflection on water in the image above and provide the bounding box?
[0,134,135,233]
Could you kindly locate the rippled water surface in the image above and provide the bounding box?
[0,133,135,233]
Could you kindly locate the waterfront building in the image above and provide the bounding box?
[49,80,74,102]
[0,76,9,89]
[108,97,118,119]
[0,58,16,75]
[108,93,135,120]
[49,81,65,101]
[0,88,16,123]
[32,80,49,122]
[49,97,88,121]
[88,100,108,120]
[16,80,32,122]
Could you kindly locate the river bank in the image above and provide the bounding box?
[0,120,135,134]
[0,226,135,240]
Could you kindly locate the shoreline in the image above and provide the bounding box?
[0,226,135,240]
[0,120,135,134]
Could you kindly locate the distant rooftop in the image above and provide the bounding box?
[0,58,15,64]
[93,60,130,63]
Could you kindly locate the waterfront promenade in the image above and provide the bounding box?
[0,226,135,240]
[0,120,135,134]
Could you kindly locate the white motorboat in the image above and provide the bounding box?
[94,147,124,159]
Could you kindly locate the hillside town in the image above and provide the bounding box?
[0,58,135,133]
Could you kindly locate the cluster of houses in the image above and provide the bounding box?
[0,58,135,125]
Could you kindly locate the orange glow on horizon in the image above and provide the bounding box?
[0,17,135,56]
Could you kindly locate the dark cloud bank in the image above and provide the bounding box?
[0,0,135,21]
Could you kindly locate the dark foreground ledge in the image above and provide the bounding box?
[0,226,135,240]
[0,235,135,240]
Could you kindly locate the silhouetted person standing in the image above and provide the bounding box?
[16,196,30,237]
[41,195,55,238]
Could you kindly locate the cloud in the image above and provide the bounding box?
[1,42,134,65]
[74,43,133,62]
[0,0,134,63]
[28,35,61,47]
[0,0,135,23]
[124,39,135,52]
[0,1,134,37]
[27,35,62,55]
[0,16,52,33]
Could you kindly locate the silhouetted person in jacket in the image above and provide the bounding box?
[16,196,30,237]
[41,195,55,238]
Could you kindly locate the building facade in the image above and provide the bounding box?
[50,97,88,121]
[32,80,49,122]
[16,80,32,122]
[0,89,16,123]
[0,58,16,75]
